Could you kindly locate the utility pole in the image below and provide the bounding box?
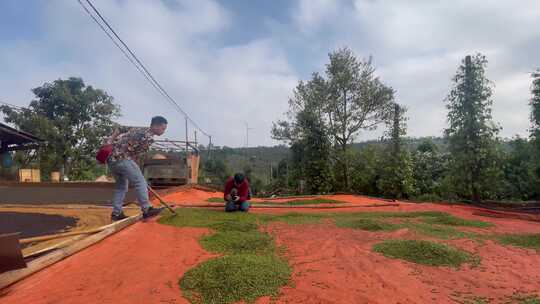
[244,122,254,163]
[185,117,189,182]
[208,135,212,160]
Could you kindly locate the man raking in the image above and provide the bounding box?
[101,116,168,221]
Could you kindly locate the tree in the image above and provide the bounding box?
[201,158,230,184]
[411,140,448,198]
[273,48,394,192]
[298,110,333,194]
[350,144,383,195]
[378,104,415,199]
[500,137,538,200]
[0,77,120,180]
[444,54,501,202]
[272,75,333,194]
[325,48,394,190]
[530,69,540,180]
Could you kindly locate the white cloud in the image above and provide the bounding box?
[292,0,540,140]
[2,0,540,147]
[294,0,343,34]
[0,0,297,147]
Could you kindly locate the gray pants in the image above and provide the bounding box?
[108,159,151,216]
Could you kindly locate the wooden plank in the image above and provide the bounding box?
[23,235,86,259]
[20,227,107,244]
[0,214,141,290]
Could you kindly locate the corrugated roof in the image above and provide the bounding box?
[0,123,43,152]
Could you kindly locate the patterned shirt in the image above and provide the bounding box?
[108,127,154,162]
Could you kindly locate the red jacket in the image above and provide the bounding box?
[223,177,250,202]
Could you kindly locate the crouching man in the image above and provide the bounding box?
[223,173,250,212]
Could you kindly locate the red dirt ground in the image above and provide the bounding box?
[256,223,540,304]
[0,218,216,304]
[1,188,539,304]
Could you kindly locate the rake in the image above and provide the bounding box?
[147,185,177,216]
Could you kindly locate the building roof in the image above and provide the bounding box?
[0,122,43,152]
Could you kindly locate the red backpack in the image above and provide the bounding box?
[96,144,113,164]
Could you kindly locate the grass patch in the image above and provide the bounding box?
[421,214,493,228]
[159,208,258,229]
[410,222,473,240]
[334,210,449,219]
[206,197,225,203]
[334,218,401,231]
[206,197,346,206]
[497,234,540,252]
[159,208,293,304]
[200,231,274,254]
[506,293,540,304]
[254,198,346,206]
[180,254,290,304]
[519,296,540,304]
[373,239,477,267]
[208,221,258,232]
[455,296,491,304]
[259,212,326,225]
[329,212,483,239]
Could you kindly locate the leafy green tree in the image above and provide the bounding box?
[0,77,120,180]
[288,142,305,192]
[378,104,415,199]
[201,158,231,184]
[272,71,333,194]
[411,140,449,198]
[500,137,538,200]
[299,111,334,194]
[325,48,394,190]
[444,54,502,202]
[350,144,383,195]
[273,48,393,192]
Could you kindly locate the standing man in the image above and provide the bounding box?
[107,116,168,221]
[223,173,250,212]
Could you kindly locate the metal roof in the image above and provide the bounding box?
[0,123,43,152]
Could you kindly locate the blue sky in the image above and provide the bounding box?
[1,0,540,147]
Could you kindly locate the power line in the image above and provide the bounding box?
[78,0,170,113]
[77,0,211,139]
[0,101,25,110]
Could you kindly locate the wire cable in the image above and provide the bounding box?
[78,0,211,138]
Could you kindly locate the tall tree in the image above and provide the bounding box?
[350,144,383,196]
[530,69,540,179]
[501,136,538,200]
[272,74,333,194]
[298,110,333,194]
[0,77,120,180]
[444,54,501,202]
[325,48,394,190]
[411,140,448,198]
[274,48,394,192]
[378,103,415,198]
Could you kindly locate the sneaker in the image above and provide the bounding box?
[111,212,128,222]
[143,206,163,219]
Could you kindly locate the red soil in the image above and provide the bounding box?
[158,187,222,204]
[0,218,215,304]
[257,223,540,304]
[2,188,539,304]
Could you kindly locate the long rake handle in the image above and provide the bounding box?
[147,186,177,214]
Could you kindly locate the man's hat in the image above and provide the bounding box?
[233,173,245,185]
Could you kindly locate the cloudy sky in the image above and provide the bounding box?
[1,0,539,147]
